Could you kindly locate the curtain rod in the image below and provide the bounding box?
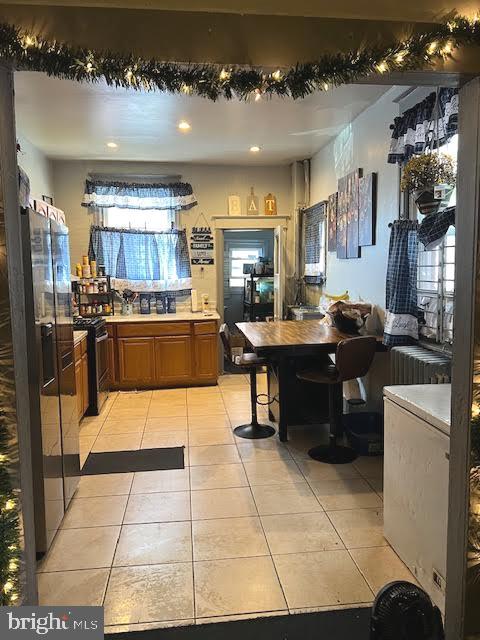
[88,173,182,182]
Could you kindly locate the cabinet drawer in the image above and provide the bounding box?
[81,336,88,356]
[106,324,115,337]
[74,342,82,363]
[117,322,191,337]
[193,321,217,335]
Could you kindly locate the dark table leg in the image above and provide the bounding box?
[277,358,289,442]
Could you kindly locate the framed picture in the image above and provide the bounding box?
[327,192,337,252]
[228,194,242,216]
[358,172,377,247]
[346,169,362,259]
[336,177,347,259]
[42,195,54,205]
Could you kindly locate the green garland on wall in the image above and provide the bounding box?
[0,14,479,100]
[0,409,21,605]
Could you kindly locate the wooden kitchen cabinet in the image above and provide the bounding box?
[118,337,156,386]
[107,336,117,385]
[194,333,218,381]
[155,335,192,384]
[81,353,89,415]
[74,335,89,420]
[74,357,83,419]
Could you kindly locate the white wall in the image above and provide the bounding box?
[16,133,54,200]
[50,159,292,306]
[309,88,400,316]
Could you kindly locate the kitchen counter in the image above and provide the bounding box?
[73,329,88,345]
[105,311,220,323]
[384,384,451,436]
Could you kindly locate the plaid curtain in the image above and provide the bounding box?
[303,201,326,284]
[82,180,197,211]
[418,206,455,250]
[383,220,419,346]
[89,225,191,292]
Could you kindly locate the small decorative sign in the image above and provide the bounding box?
[190,214,214,265]
[228,194,242,216]
[358,172,377,247]
[246,187,259,215]
[264,193,277,216]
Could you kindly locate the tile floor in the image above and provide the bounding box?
[38,373,416,633]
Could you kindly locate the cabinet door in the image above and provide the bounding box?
[118,337,156,386]
[107,336,117,386]
[155,336,193,384]
[81,353,89,414]
[74,358,83,419]
[194,334,218,381]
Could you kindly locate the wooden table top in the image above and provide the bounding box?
[236,320,354,350]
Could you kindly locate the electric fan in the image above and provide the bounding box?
[370,581,444,640]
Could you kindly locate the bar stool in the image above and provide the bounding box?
[219,324,275,440]
[297,336,377,464]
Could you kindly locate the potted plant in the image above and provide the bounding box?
[401,152,456,215]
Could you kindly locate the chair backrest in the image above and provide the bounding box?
[335,336,377,382]
[219,323,232,360]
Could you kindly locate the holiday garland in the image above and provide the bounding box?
[0,15,478,100]
[0,409,20,606]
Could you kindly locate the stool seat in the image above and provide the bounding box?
[297,364,339,384]
[238,352,267,367]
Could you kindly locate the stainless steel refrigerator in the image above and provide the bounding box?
[22,208,80,555]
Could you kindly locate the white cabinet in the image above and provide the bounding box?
[384,386,450,613]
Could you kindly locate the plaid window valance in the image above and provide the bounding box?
[303,201,326,285]
[88,225,192,293]
[388,88,458,165]
[82,179,198,211]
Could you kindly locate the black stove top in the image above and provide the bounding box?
[74,316,106,335]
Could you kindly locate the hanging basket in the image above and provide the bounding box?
[413,185,454,216]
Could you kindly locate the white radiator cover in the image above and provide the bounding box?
[390,345,451,385]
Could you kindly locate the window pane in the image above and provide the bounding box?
[105,206,174,231]
[229,247,262,287]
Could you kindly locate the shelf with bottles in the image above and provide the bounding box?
[243,272,274,321]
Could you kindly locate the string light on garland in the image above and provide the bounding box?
[0,14,478,100]
[0,409,21,606]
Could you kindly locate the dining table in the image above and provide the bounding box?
[236,320,385,441]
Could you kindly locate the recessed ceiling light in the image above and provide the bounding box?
[107,141,118,148]
[250,145,261,153]
[178,120,191,131]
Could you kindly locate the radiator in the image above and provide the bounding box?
[391,346,451,385]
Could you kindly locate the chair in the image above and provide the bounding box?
[219,323,275,439]
[297,336,377,464]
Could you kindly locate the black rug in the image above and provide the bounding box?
[109,607,371,639]
[82,447,184,475]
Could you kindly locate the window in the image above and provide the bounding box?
[229,247,263,287]
[103,206,175,231]
[417,134,457,345]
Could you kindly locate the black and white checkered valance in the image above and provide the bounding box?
[303,201,326,285]
[418,206,455,250]
[82,179,197,211]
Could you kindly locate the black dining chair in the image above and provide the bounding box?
[296,335,377,464]
[219,323,275,439]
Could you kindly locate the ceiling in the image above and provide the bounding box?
[14,72,390,165]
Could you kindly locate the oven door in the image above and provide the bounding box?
[95,331,109,413]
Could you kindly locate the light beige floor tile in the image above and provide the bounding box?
[243,459,304,486]
[327,508,386,549]
[38,526,120,572]
[100,419,146,435]
[237,440,290,463]
[108,408,149,419]
[113,397,151,410]
[91,434,142,453]
[194,556,286,618]
[188,445,241,466]
[75,473,133,498]
[148,404,188,418]
[310,478,383,511]
[220,391,252,404]
[131,469,190,494]
[152,388,187,401]
[366,477,384,498]
[141,431,187,449]
[79,435,96,453]
[145,417,188,431]
[192,516,269,561]
[261,512,343,554]
[251,482,322,515]
[273,550,373,609]
[105,620,194,633]
[191,487,257,520]
[187,404,227,417]
[188,428,234,447]
[190,463,247,491]
[188,415,231,430]
[350,546,417,593]
[195,611,283,625]
[286,427,329,461]
[124,491,191,524]
[353,456,384,480]
[104,563,194,625]
[79,419,104,437]
[62,495,128,528]
[228,412,256,425]
[38,568,110,606]
[296,459,361,482]
[114,522,192,566]
[218,374,249,386]
[187,386,221,398]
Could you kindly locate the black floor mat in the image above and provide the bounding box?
[82,447,184,475]
[108,607,371,639]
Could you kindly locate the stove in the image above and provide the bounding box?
[73,316,108,414]
[74,316,106,337]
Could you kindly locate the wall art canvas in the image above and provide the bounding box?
[228,194,242,216]
[358,172,377,247]
[264,193,277,216]
[327,192,337,252]
[346,169,362,259]
[336,177,348,259]
[246,187,259,215]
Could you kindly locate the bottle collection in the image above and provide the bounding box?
[74,255,113,317]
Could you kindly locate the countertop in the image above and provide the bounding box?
[73,329,88,345]
[105,311,220,323]
[384,384,451,436]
